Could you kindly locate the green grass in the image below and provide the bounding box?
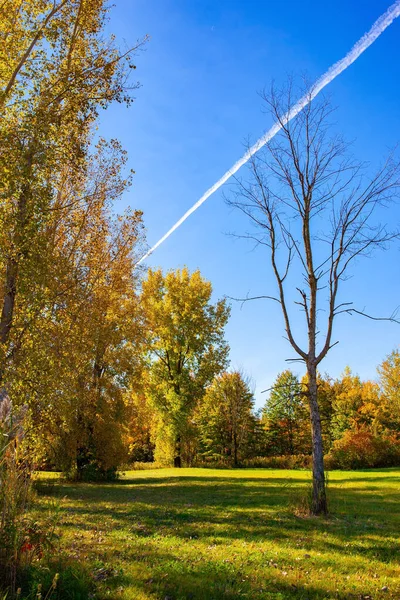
[32,468,400,599]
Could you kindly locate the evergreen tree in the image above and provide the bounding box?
[262,371,310,455]
[197,371,258,466]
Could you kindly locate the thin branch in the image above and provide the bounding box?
[1,0,70,108]
[227,294,280,309]
[340,307,400,323]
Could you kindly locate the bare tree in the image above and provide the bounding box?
[228,81,400,515]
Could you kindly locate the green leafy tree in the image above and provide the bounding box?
[141,268,230,467]
[262,370,310,456]
[197,371,258,466]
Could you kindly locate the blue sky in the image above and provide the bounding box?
[100,1,400,407]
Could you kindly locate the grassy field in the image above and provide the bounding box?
[33,468,400,600]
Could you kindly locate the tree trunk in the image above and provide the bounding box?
[233,432,238,467]
[0,156,31,373]
[174,434,182,468]
[0,257,18,346]
[307,363,327,515]
[288,417,294,456]
[76,444,91,480]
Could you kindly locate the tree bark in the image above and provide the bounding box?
[288,412,294,455]
[307,363,327,515]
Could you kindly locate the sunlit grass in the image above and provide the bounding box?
[33,468,400,599]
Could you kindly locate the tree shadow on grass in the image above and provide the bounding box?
[34,474,400,570]
[331,476,400,484]
[99,542,380,600]
[121,474,314,487]
[31,472,400,599]
[57,506,399,567]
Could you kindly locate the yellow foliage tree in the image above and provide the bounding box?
[0,2,147,477]
[377,349,400,433]
[19,142,145,478]
[140,268,230,467]
[0,0,145,378]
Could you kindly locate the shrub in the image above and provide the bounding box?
[192,457,234,469]
[72,462,119,483]
[190,454,313,469]
[18,560,93,599]
[0,392,32,594]
[124,461,162,471]
[325,427,400,470]
[242,454,313,469]
[0,393,81,600]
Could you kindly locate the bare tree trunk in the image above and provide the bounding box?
[307,363,327,515]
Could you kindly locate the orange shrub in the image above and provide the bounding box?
[325,427,400,469]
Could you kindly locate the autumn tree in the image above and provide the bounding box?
[377,349,400,432]
[228,81,400,514]
[329,367,380,441]
[262,370,310,456]
[125,365,157,464]
[0,1,147,477]
[6,139,145,479]
[0,0,146,381]
[62,201,144,480]
[325,361,400,469]
[197,371,258,466]
[141,268,230,467]
[125,391,156,463]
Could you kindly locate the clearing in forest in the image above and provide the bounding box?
[34,468,400,599]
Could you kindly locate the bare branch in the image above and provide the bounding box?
[340,307,400,324]
[227,294,280,309]
[228,77,400,370]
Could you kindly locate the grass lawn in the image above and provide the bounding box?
[33,468,400,600]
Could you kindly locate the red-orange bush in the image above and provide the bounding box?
[325,428,400,470]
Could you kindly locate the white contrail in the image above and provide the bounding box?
[137,1,400,265]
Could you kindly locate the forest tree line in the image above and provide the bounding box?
[21,256,400,478]
[126,343,400,472]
